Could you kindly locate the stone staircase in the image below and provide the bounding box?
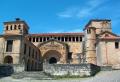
[12,71,53,80]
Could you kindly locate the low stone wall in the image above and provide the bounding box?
[43,64,100,77]
[13,64,25,73]
[100,66,112,71]
[0,64,14,77]
[0,64,25,77]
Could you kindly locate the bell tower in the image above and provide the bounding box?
[3,18,29,35]
[85,27,96,64]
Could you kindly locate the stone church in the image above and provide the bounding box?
[0,18,120,72]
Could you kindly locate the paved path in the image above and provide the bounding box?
[0,70,120,82]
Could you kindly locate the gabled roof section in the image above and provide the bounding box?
[98,31,120,40]
[38,39,68,48]
[83,19,111,31]
[99,31,118,36]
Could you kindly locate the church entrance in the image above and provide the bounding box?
[38,39,68,64]
[43,50,61,64]
[49,57,57,64]
[4,56,13,64]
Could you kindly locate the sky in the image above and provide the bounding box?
[0,0,120,34]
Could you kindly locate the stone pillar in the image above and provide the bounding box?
[64,37,65,42]
[75,36,76,42]
[38,37,40,42]
[42,37,43,42]
[60,37,62,42]
[78,37,80,42]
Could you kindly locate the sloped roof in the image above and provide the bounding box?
[98,31,120,40]
[27,32,84,37]
[98,31,118,37]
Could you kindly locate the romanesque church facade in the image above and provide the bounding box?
[0,18,120,71]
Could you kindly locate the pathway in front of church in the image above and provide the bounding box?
[0,70,120,82]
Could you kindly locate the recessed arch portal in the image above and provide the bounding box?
[4,56,13,64]
[43,50,61,64]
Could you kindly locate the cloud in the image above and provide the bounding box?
[47,28,83,33]
[57,0,106,18]
[57,7,79,18]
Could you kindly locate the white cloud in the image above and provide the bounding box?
[57,0,106,18]
[57,7,78,18]
[48,28,83,33]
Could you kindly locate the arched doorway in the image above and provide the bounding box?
[4,56,13,64]
[43,50,61,64]
[49,57,57,64]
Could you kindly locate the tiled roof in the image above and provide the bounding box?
[27,32,84,37]
[100,37,120,40]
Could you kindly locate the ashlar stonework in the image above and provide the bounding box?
[0,18,120,76]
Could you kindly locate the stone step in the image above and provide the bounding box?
[12,71,53,80]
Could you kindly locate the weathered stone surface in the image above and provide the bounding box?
[43,64,100,77]
[0,64,14,77]
[12,64,25,73]
[12,71,53,80]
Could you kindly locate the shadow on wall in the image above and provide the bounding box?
[0,64,14,78]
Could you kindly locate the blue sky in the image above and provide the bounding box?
[0,0,120,34]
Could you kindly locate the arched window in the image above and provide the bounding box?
[43,37,46,42]
[6,26,8,30]
[65,37,67,42]
[33,37,35,42]
[69,37,71,42]
[115,42,119,49]
[87,29,91,34]
[80,37,82,41]
[73,37,75,42]
[61,37,64,41]
[6,40,13,52]
[10,25,12,30]
[18,25,21,29]
[47,37,49,40]
[36,37,38,42]
[14,25,17,30]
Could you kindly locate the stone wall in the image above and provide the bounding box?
[0,64,14,77]
[43,64,100,77]
[96,40,120,68]
[13,64,25,73]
